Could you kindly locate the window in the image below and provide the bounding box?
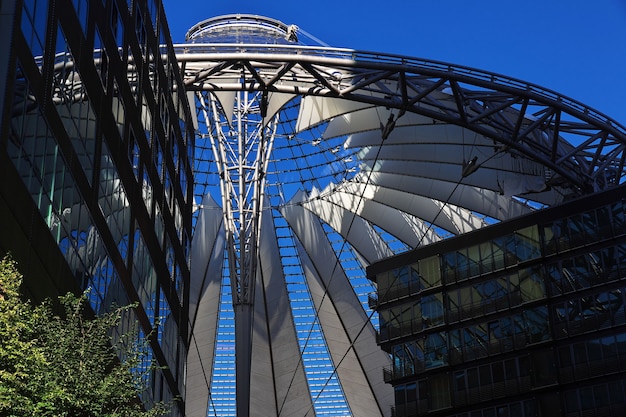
[514,226,540,261]
[71,0,88,35]
[424,332,447,368]
[94,27,109,89]
[21,0,48,61]
[422,293,444,328]
[110,1,124,55]
[429,374,451,410]
[420,256,441,288]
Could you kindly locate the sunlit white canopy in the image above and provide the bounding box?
[176,14,626,417]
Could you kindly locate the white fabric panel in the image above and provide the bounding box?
[249,208,313,416]
[295,95,374,133]
[305,187,448,247]
[319,179,486,235]
[212,89,236,125]
[345,122,559,205]
[359,141,535,170]
[213,90,295,128]
[300,194,393,263]
[265,92,297,123]
[365,171,533,221]
[282,196,394,417]
[344,123,472,149]
[249,272,277,416]
[361,158,552,201]
[186,194,225,417]
[186,91,199,130]
[323,107,437,139]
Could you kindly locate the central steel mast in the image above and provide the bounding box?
[199,88,276,417]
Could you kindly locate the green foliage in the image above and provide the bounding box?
[0,255,170,417]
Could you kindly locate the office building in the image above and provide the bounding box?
[367,185,626,416]
[0,0,194,415]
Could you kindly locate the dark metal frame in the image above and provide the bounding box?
[176,44,626,194]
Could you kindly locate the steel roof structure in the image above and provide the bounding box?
[176,14,626,417]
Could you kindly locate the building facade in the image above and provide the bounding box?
[367,186,626,416]
[0,0,195,414]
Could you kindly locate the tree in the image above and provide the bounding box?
[0,255,170,417]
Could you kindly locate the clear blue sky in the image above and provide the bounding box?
[163,0,626,127]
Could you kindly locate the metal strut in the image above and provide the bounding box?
[199,89,277,417]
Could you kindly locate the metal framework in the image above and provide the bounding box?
[176,15,626,417]
[195,88,278,416]
[178,46,626,192]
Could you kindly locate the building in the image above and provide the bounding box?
[0,0,194,415]
[2,5,626,417]
[367,185,626,416]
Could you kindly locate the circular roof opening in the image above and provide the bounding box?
[186,14,301,44]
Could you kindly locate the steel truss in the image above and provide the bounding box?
[177,44,626,193]
[195,88,278,416]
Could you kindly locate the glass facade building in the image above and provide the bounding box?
[0,0,194,414]
[368,185,626,416]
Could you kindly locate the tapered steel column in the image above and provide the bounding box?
[198,90,275,417]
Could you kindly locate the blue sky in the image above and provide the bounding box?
[163,0,626,128]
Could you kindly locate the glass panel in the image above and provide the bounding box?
[419,255,441,287]
[524,307,550,342]
[422,293,444,328]
[601,334,618,361]
[424,332,447,368]
[479,364,492,386]
[492,361,504,384]
[71,0,88,34]
[400,303,413,336]
[454,371,466,391]
[467,367,479,388]
[428,374,450,410]
[558,345,572,366]
[531,350,556,386]
[608,381,626,404]
[566,214,585,248]
[514,226,541,261]
[491,236,506,269]
[21,0,48,62]
[459,286,474,316]
[99,141,130,263]
[587,339,603,362]
[392,265,411,299]
[504,358,518,379]
[377,271,391,301]
[110,0,124,55]
[479,241,494,274]
[442,252,457,283]
[519,267,546,302]
[596,205,612,236]
[158,291,178,373]
[564,390,580,413]
[456,248,469,279]
[594,384,610,408]
[611,201,625,234]
[94,27,109,89]
[542,222,559,255]
[616,333,626,357]
[132,229,158,327]
[394,385,405,405]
